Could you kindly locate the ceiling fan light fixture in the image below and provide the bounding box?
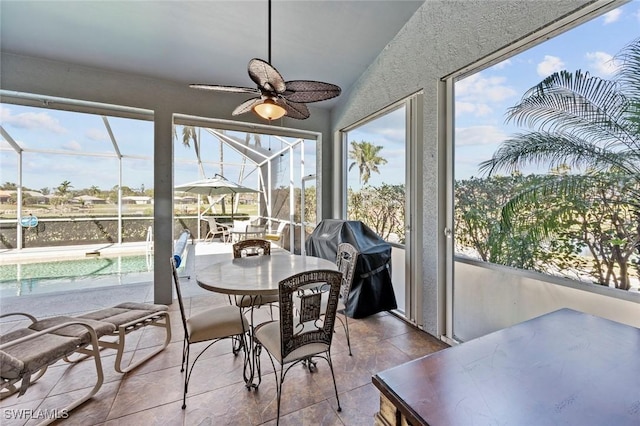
[189,0,339,121]
[253,98,286,120]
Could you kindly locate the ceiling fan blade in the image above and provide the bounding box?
[283,80,342,103]
[232,97,263,116]
[281,100,310,120]
[248,58,286,94]
[189,84,259,95]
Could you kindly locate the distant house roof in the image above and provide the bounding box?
[122,196,152,201]
[71,195,107,204]
[0,190,45,199]
[74,195,104,201]
[122,196,153,204]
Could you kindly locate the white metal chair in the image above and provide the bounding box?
[265,221,287,243]
[203,217,231,242]
[253,269,343,424]
[171,257,248,409]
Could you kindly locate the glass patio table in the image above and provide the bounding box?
[196,252,338,388]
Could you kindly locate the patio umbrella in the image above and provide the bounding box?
[174,175,258,218]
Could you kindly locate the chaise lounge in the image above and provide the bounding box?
[1,302,171,422]
[1,313,113,425]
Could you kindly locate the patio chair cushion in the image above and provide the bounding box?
[188,305,248,343]
[0,349,24,380]
[27,316,115,344]
[1,330,83,376]
[1,317,109,405]
[253,320,329,364]
[77,302,168,328]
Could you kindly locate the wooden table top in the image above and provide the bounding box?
[196,253,337,296]
[373,308,640,426]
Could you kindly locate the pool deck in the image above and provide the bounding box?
[0,240,236,319]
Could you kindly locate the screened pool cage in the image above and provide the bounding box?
[0,98,318,253]
[174,124,318,253]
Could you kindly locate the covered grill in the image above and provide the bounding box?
[305,219,397,318]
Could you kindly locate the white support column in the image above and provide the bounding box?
[153,108,174,305]
[17,151,23,250]
[289,146,295,252]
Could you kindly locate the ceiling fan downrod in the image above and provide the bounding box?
[267,0,272,64]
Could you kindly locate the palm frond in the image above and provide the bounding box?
[506,70,637,150]
[478,131,640,177]
[615,37,640,101]
[499,174,598,237]
[613,38,640,152]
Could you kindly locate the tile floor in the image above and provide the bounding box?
[1,243,449,425]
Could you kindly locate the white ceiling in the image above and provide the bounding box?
[0,1,424,109]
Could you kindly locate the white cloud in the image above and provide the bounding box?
[455,126,508,147]
[86,128,108,141]
[378,127,405,142]
[636,8,640,22]
[492,59,512,70]
[0,106,66,134]
[456,73,517,103]
[62,140,82,151]
[585,51,620,77]
[455,102,493,117]
[455,73,516,118]
[537,55,565,77]
[602,8,622,24]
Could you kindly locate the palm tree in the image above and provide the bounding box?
[56,180,73,196]
[348,140,388,185]
[176,126,206,178]
[479,38,640,289]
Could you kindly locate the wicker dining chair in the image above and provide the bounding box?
[253,269,343,425]
[232,238,271,258]
[231,239,278,320]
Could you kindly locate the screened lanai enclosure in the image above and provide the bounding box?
[0,96,319,253]
[173,117,319,253]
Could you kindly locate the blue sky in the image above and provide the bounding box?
[0,105,315,192]
[346,1,639,188]
[2,2,638,191]
[454,1,639,180]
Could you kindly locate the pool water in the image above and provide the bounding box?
[0,254,154,297]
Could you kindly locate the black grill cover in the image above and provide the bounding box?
[305,220,397,318]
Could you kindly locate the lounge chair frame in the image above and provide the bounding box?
[75,303,172,373]
[1,313,109,426]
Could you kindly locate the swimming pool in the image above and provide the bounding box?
[0,254,154,297]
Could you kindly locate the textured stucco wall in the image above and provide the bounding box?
[331,0,592,336]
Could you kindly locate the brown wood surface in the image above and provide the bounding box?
[373,308,640,426]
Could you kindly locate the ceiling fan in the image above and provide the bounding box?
[189,0,341,121]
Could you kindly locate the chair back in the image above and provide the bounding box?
[246,224,266,238]
[278,269,342,359]
[170,257,190,339]
[233,239,271,258]
[275,221,287,233]
[206,217,221,229]
[336,243,359,301]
